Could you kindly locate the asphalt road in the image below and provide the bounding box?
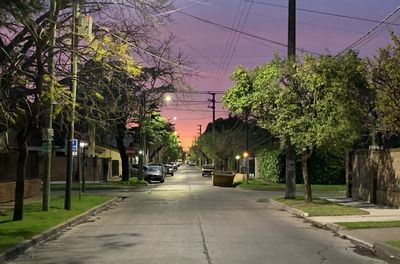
[8,166,387,264]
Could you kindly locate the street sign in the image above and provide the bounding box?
[42,128,54,141]
[72,139,78,156]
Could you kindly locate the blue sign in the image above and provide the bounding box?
[72,139,78,156]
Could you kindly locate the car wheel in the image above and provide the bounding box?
[160,178,165,183]
[171,173,174,176]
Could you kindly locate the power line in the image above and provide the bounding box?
[174,90,225,94]
[93,22,214,76]
[162,107,229,113]
[212,0,254,91]
[170,100,222,103]
[338,6,400,55]
[178,11,320,55]
[247,0,400,27]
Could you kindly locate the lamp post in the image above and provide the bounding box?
[243,151,249,184]
[235,155,240,173]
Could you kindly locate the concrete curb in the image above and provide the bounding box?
[0,197,121,264]
[374,242,400,263]
[269,198,309,217]
[268,198,400,263]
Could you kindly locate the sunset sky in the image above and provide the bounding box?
[159,0,400,150]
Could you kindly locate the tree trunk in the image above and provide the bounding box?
[345,150,353,198]
[13,126,28,221]
[302,151,313,203]
[285,140,296,199]
[116,133,129,181]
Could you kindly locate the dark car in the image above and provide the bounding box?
[145,164,165,183]
[130,164,148,177]
[169,162,178,171]
[164,164,174,176]
[201,164,215,177]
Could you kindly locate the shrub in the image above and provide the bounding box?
[296,149,345,185]
[257,148,345,185]
[257,149,285,183]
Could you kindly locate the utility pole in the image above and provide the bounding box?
[42,0,58,211]
[245,110,249,184]
[65,0,79,210]
[197,124,202,166]
[138,92,146,181]
[285,0,297,199]
[208,93,216,166]
[288,0,296,59]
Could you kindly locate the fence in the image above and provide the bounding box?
[350,148,400,208]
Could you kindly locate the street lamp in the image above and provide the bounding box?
[235,155,240,173]
[164,94,172,102]
[243,151,249,184]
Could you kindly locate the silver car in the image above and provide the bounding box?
[145,164,165,183]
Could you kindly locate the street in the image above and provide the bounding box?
[8,166,386,264]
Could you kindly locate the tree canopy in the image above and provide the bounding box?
[223,52,369,202]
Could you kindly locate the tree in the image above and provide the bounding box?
[0,0,70,220]
[0,0,178,217]
[223,63,296,196]
[224,53,369,202]
[369,32,400,138]
[195,117,272,171]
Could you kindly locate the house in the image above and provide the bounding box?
[0,130,122,203]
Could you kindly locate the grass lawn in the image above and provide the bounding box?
[238,179,345,193]
[386,241,400,249]
[0,194,112,253]
[275,197,368,217]
[336,221,400,229]
[51,177,147,191]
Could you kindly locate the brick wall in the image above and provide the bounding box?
[0,179,41,203]
[351,149,400,208]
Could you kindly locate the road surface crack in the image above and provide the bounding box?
[317,245,331,264]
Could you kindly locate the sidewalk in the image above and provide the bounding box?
[270,197,400,263]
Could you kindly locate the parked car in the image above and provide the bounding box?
[169,162,178,171]
[164,164,174,176]
[130,164,148,177]
[202,164,215,177]
[188,161,196,166]
[145,164,165,183]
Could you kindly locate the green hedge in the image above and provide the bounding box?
[257,149,345,185]
[257,149,285,183]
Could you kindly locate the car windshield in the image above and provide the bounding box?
[147,165,161,171]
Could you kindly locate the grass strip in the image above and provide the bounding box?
[386,240,400,249]
[336,221,400,230]
[0,194,112,253]
[51,177,147,191]
[238,179,345,193]
[275,197,368,217]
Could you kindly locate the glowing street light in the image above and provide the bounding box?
[243,151,250,183]
[235,155,240,173]
[164,95,172,102]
